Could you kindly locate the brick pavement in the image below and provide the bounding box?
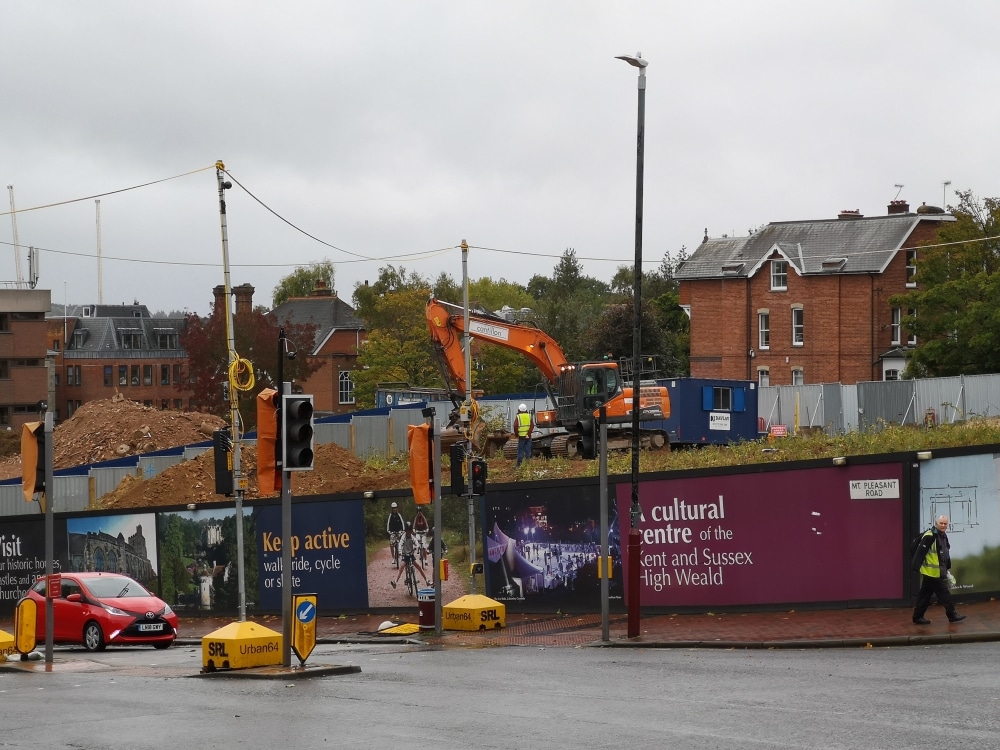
[5,598,999,651]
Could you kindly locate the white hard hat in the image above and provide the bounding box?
[518,403,527,412]
[390,502,398,509]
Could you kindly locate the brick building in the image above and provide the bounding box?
[675,201,955,386]
[269,281,366,415]
[51,302,192,422]
[0,289,50,429]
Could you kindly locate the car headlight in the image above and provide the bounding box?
[162,603,174,616]
[100,602,131,617]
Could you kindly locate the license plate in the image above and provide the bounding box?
[138,623,163,632]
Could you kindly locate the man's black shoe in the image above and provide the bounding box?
[913,617,931,625]
[948,614,966,623]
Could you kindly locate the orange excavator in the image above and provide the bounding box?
[426,296,670,459]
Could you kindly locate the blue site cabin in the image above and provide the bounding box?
[652,377,761,446]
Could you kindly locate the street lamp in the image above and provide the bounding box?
[616,51,647,639]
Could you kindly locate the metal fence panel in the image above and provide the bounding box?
[138,455,184,479]
[389,408,429,456]
[91,466,140,499]
[858,379,916,429]
[316,421,352,452]
[352,415,389,460]
[914,376,963,426]
[962,374,1000,420]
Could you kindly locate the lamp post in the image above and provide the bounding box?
[616,51,647,639]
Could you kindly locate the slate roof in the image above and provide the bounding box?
[269,296,365,355]
[62,305,186,354]
[675,213,952,281]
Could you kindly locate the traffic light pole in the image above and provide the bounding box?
[43,410,54,664]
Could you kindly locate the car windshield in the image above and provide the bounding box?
[82,576,153,599]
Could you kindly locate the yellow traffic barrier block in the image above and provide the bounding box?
[442,594,505,631]
[0,629,15,659]
[201,621,282,672]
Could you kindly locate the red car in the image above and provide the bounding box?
[25,572,178,651]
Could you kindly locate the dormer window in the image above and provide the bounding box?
[770,260,788,291]
[821,257,847,272]
[721,261,744,276]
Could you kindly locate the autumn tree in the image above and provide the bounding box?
[272,259,335,307]
[180,301,318,430]
[891,191,1000,377]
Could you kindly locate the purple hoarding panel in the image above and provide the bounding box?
[617,464,904,607]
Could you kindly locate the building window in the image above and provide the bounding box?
[52,339,60,352]
[770,260,788,291]
[0,313,9,331]
[161,399,169,410]
[119,330,143,349]
[66,365,81,386]
[792,307,804,346]
[143,365,152,386]
[884,369,900,381]
[713,386,733,411]
[161,365,170,385]
[758,312,770,349]
[119,365,128,386]
[157,332,178,349]
[173,399,183,410]
[791,367,804,385]
[0,360,8,379]
[757,368,769,387]
[907,309,917,345]
[906,250,917,287]
[131,365,140,386]
[173,364,183,384]
[339,370,355,405]
[890,308,901,345]
[104,365,113,387]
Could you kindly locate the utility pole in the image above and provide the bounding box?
[461,239,477,594]
[216,161,248,622]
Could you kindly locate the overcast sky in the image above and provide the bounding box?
[4,1,996,317]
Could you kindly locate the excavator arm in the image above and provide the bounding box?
[426,296,571,395]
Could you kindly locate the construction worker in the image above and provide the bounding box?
[515,403,534,467]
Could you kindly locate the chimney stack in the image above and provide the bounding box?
[838,209,863,220]
[233,284,255,316]
[887,200,910,215]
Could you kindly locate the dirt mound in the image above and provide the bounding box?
[96,441,411,510]
[0,399,228,481]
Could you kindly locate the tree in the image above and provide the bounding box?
[590,299,666,366]
[180,302,318,430]
[891,191,1000,377]
[272,259,335,307]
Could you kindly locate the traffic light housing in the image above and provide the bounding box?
[213,427,234,496]
[471,458,487,496]
[407,423,432,505]
[282,395,315,470]
[21,421,45,502]
[256,388,280,494]
[449,442,466,496]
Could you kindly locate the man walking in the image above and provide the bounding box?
[911,514,966,625]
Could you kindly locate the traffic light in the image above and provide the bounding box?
[21,421,45,502]
[282,395,315,470]
[256,388,280,494]
[213,427,234,496]
[407,423,432,505]
[471,458,487,495]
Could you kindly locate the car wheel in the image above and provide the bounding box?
[83,621,106,652]
[152,641,173,650]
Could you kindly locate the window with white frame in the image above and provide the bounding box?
[770,260,788,291]
[791,306,804,346]
[905,250,917,287]
[757,368,769,387]
[791,367,804,385]
[758,311,770,349]
[884,369,900,381]
[891,307,902,345]
[339,370,355,404]
[907,309,917,345]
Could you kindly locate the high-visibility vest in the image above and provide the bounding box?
[516,411,532,437]
[918,530,944,578]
